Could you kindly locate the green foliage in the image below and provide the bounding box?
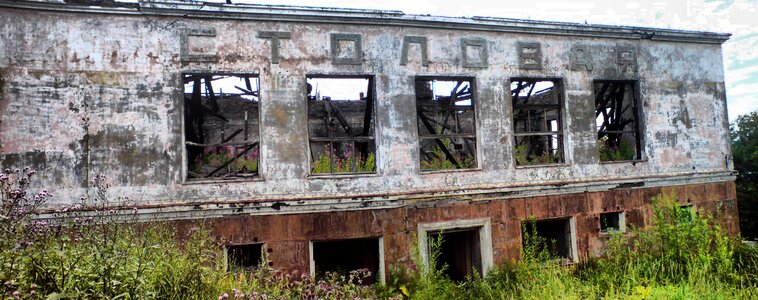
[192,146,259,176]
[521,217,559,263]
[4,168,758,299]
[576,192,735,289]
[387,193,758,299]
[514,143,562,165]
[312,151,375,174]
[214,267,376,299]
[1,167,52,298]
[597,137,636,161]
[421,139,475,171]
[2,174,219,299]
[731,111,758,239]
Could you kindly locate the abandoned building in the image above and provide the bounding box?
[0,0,739,281]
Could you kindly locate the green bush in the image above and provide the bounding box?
[3,168,758,299]
[421,139,475,171]
[598,138,636,161]
[2,173,219,299]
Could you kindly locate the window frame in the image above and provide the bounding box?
[414,75,479,172]
[417,218,494,278]
[305,74,377,176]
[509,77,566,167]
[593,80,644,162]
[521,216,578,263]
[599,211,627,234]
[181,72,262,183]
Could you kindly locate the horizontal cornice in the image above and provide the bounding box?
[1,0,731,44]
[34,171,737,222]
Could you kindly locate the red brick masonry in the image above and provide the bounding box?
[177,181,738,274]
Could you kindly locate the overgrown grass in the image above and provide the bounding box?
[392,193,758,299]
[2,168,758,299]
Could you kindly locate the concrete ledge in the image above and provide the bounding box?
[34,172,736,222]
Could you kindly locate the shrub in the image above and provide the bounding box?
[2,168,757,299]
[1,172,220,299]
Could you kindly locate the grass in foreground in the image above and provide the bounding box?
[2,169,757,299]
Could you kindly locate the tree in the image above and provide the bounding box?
[731,111,758,240]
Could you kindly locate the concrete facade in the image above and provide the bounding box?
[0,0,737,276]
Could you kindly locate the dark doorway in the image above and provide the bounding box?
[227,243,263,270]
[429,228,482,281]
[312,238,381,284]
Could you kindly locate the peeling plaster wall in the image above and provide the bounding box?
[0,4,733,216]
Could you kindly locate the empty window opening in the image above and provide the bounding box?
[522,218,575,262]
[227,243,263,271]
[595,81,642,161]
[511,78,564,166]
[428,228,482,281]
[414,77,477,171]
[678,205,696,223]
[311,238,381,284]
[183,74,260,180]
[307,76,376,174]
[600,211,626,233]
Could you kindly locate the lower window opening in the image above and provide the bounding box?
[227,243,263,271]
[429,228,482,281]
[600,211,625,233]
[312,238,380,284]
[678,205,696,222]
[522,218,574,262]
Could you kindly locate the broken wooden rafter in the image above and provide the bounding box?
[323,97,354,136]
[185,139,256,148]
[417,111,461,168]
[234,85,260,96]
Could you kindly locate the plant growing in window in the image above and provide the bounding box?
[595,81,642,162]
[511,78,564,166]
[307,76,376,174]
[415,78,477,171]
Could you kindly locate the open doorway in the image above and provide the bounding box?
[428,228,482,281]
[417,218,493,280]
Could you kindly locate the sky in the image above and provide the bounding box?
[177,0,757,122]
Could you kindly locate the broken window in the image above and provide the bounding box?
[184,74,260,180]
[599,211,625,233]
[511,78,564,165]
[428,228,482,281]
[307,76,376,174]
[522,218,575,262]
[311,238,381,284]
[227,243,264,271]
[595,81,642,161]
[415,77,477,171]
